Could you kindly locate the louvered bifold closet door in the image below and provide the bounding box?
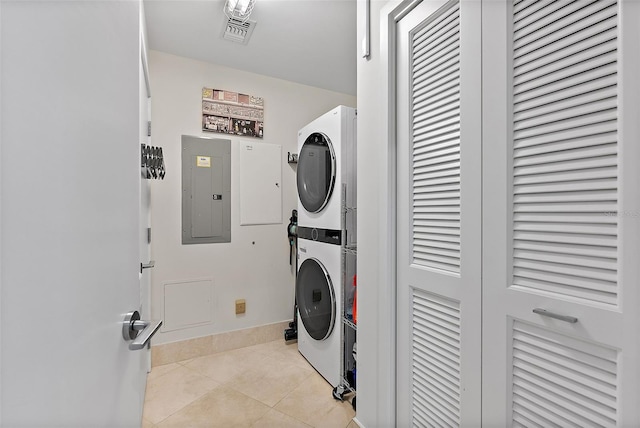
[412,2,462,274]
[512,0,619,306]
[396,0,482,426]
[482,0,640,425]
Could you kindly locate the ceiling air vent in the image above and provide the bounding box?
[222,18,257,44]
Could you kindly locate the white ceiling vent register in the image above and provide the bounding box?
[222,17,257,44]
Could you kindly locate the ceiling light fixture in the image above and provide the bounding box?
[224,0,256,22]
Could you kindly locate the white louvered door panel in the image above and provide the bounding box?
[396,0,481,426]
[511,321,618,427]
[483,0,640,425]
[412,291,462,426]
[512,0,619,307]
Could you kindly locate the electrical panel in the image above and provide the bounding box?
[181,135,231,244]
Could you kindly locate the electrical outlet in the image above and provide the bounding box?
[235,299,246,315]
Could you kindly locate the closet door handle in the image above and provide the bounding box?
[533,308,578,324]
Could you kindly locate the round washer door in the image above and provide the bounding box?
[297,132,336,213]
[296,257,336,341]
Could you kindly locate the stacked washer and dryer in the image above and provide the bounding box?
[295,106,356,389]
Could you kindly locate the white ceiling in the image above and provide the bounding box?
[144,0,357,95]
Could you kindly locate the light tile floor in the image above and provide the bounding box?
[142,339,357,428]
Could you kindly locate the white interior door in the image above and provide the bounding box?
[482,0,640,425]
[396,0,482,425]
[1,1,149,425]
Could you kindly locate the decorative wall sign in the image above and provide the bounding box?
[202,87,264,138]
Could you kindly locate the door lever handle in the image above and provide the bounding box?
[140,260,155,274]
[533,308,578,324]
[123,311,163,350]
[129,319,162,350]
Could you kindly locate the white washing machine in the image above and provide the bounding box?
[297,105,356,232]
[296,237,342,387]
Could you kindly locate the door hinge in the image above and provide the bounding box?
[147,121,152,137]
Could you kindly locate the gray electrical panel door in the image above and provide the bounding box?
[182,135,231,244]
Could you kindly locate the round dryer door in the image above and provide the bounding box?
[296,257,336,341]
[297,132,336,213]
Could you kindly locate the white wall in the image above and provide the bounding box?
[356,0,398,426]
[148,51,356,345]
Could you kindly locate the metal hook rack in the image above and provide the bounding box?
[141,144,166,180]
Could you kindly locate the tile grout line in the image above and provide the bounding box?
[145,385,213,426]
[144,364,221,425]
[269,370,315,409]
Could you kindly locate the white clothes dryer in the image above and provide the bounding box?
[296,237,342,387]
[297,105,356,232]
